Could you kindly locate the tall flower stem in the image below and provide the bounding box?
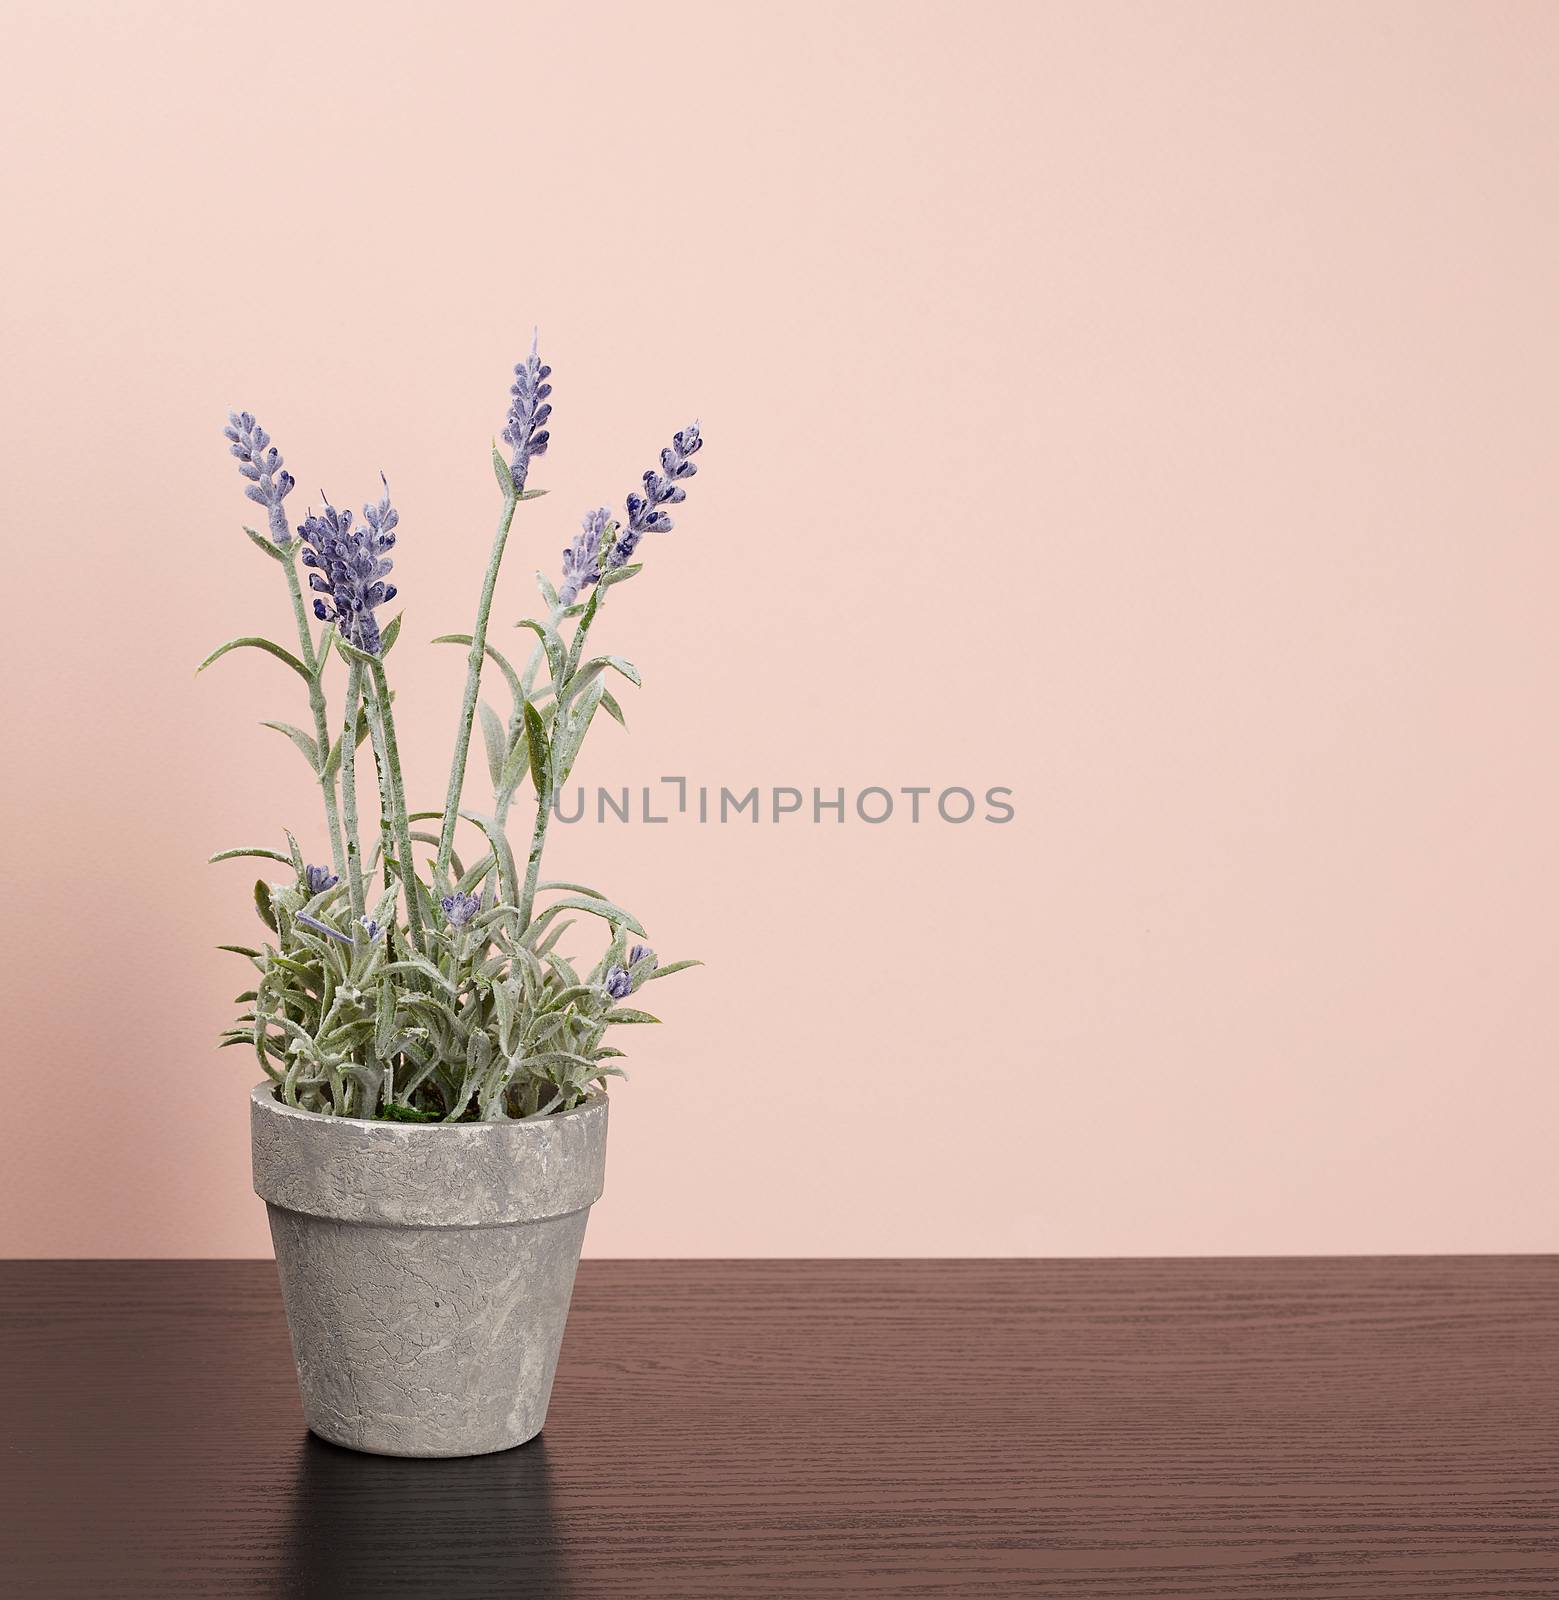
[517,790,551,932]
[280,554,347,879]
[338,660,367,920]
[368,736,394,890]
[436,476,519,887]
[368,660,427,953]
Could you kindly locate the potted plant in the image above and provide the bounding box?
[205,338,703,1456]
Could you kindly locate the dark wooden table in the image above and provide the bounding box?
[4,1259,1558,1597]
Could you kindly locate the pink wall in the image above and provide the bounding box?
[3,0,1557,1257]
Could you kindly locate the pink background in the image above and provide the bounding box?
[3,1,1558,1257]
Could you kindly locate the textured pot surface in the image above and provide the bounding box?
[251,1083,608,1457]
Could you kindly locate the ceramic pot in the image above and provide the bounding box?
[250,1082,607,1457]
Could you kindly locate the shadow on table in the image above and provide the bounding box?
[278,1429,571,1598]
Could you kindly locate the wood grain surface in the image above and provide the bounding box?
[3,1258,1558,1597]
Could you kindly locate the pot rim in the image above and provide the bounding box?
[250,1079,607,1130]
[251,1081,609,1226]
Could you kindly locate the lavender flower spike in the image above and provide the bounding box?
[555,424,705,602]
[298,478,400,655]
[558,507,611,607]
[303,864,339,894]
[604,965,634,1000]
[501,332,552,493]
[440,891,481,928]
[224,410,296,543]
[617,423,703,564]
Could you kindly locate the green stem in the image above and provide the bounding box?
[339,660,367,921]
[359,681,394,890]
[368,733,394,891]
[437,485,520,886]
[517,792,551,931]
[280,557,346,879]
[369,661,427,953]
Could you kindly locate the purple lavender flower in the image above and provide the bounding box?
[296,912,352,947]
[604,965,634,1000]
[298,479,399,655]
[555,425,705,603]
[628,943,657,973]
[291,910,381,946]
[440,891,481,929]
[224,411,296,543]
[558,507,611,607]
[618,424,702,564]
[502,334,552,493]
[303,864,339,894]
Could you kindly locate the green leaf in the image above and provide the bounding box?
[526,894,645,941]
[197,636,311,683]
[333,634,383,669]
[603,655,641,687]
[641,959,704,981]
[536,570,560,609]
[478,702,507,791]
[558,658,609,709]
[243,526,294,562]
[523,699,550,796]
[458,809,519,906]
[493,442,517,499]
[498,720,531,797]
[411,831,465,881]
[314,626,337,678]
[380,613,403,654]
[209,846,293,866]
[492,977,517,1054]
[537,879,613,899]
[600,689,627,727]
[552,678,603,788]
[597,562,643,590]
[543,983,600,1011]
[516,487,548,501]
[216,944,262,958]
[385,953,460,995]
[260,721,321,772]
[374,963,397,1058]
[431,635,525,719]
[603,1007,661,1025]
[515,619,566,690]
[568,585,603,677]
[254,880,277,932]
[264,1013,324,1062]
[516,1050,605,1074]
[455,851,496,894]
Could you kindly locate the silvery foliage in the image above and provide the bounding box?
[204,340,701,1121]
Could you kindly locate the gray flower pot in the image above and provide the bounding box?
[250,1082,608,1457]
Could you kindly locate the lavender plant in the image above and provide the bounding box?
[203,341,701,1120]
